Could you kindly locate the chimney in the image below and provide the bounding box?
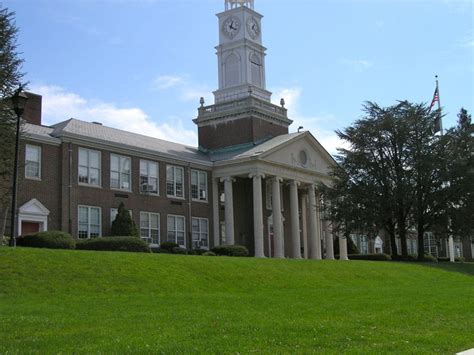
[23,92,42,126]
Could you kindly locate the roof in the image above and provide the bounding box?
[48,119,211,164]
[209,132,304,162]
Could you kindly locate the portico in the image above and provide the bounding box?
[209,131,347,259]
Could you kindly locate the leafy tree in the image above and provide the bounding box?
[443,108,474,239]
[322,101,446,260]
[111,202,138,237]
[0,5,24,237]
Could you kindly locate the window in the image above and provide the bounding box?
[166,165,184,198]
[110,208,132,226]
[424,232,438,258]
[167,215,185,247]
[140,212,160,245]
[25,145,41,179]
[192,218,209,249]
[78,206,101,239]
[79,148,101,186]
[140,160,159,194]
[220,221,226,245]
[191,170,208,201]
[110,154,131,191]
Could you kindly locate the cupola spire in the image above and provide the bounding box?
[225,0,254,10]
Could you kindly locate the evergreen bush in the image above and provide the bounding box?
[212,244,249,257]
[111,202,138,237]
[76,237,151,253]
[17,231,76,250]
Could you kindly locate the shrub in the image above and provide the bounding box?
[438,256,465,263]
[348,253,392,261]
[422,254,438,263]
[188,248,206,255]
[212,244,249,257]
[159,242,179,253]
[76,237,151,253]
[17,231,75,250]
[111,202,138,237]
[171,247,188,255]
[202,251,216,256]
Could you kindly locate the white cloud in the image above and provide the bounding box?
[340,59,374,72]
[271,86,348,155]
[152,75,186,90]
[31,85,198,146]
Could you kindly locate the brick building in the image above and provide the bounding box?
[12,0,345,260]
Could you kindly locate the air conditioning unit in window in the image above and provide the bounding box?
[200,190,206,200]
[141,184,156,193]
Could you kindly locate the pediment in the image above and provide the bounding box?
[260,132,336,175]
[19,198,50,216]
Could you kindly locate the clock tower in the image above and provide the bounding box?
[194,0,292,151]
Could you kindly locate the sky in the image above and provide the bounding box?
[3,0,473,153]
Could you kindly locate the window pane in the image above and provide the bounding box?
[140,212,149,228]
[111,155,119,171]
[26,146,39,162]
[176,168,183,183]
[78,207,88,224]
[78,166,89,183]
[111,172,120,188]
[176,217,184,232]
[150,214,159,229]
[166,183,175,196]
[90,208,100,225]
[122,157,131,173]
[90,151,100,168]
[201,219,208,233]
[90,168,100,185]
[167,216,175,231]
[121,173,130,190]
[166,166,174,182]
[79,149,88,166]
[149,162,158,178]
[192,218,199,231]
[177,232,185,246]
[191,171,198,185]
[140,161,147,176]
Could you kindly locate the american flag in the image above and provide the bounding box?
[429,86,439,113]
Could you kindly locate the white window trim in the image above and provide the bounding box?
[25,144,41,180]
[192,217,209,250]
[166,165,185,199]
[139,159,159,196]
[110,154,132,192]
[78,147,102,187]
[191,170,208,203]
[167,214,186,248]
[78,205,102,239]
[140,211,161,246]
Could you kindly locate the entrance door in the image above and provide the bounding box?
[21,222,40,236]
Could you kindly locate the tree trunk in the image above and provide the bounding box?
[387,223,398,258]
[0,206,7,237]
[417,219,425,261]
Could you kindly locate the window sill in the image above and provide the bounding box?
[167,195,185,201]
[78,183,102,189]
[140,192,160,197]
[110,187,132,193]
[192,199,209,204]
[25,177,42,181]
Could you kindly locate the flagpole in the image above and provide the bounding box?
[435,75,443,135]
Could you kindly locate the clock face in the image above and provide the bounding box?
[222,16,241,39]
[247,17,260,39]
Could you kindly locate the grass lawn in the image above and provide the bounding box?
[0,248,473,354]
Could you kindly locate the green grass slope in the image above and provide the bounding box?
[0,248,473,354]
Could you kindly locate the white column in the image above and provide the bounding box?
[339,234,349,261]
[324,220,335,260]
[449,236,455,263]
[221,177,235,245]
[301,194,308,259]
[250,173,265,258]
[290,180,302,259]
[212,178,220,247]
[308,185,322,260]
[272,177,284,259]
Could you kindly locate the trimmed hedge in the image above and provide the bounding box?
[348,253,392,261]
[212,244,249,257]
[17,231,75,250]
[438,256,464,263]
[172,247,188,255]
[202,251,216,256]
[159,242,179,253]
[76,237,151,253]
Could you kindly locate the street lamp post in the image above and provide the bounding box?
[9,89,28,247]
